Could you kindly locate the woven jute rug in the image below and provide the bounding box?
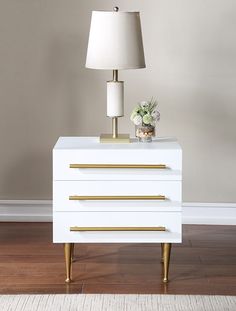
[0,294,235,311]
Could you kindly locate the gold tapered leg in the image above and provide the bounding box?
[71,243,75,262]
[64,243,72,283]
[161,243,164,263]
[163,243,172,283]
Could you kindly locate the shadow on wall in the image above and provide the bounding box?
[2,32,108,200]
[46,33,106,136]
[2,151,51,200]
[47,33,87,135]
[2,34,97,200]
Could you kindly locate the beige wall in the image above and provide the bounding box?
[0,0,236,202]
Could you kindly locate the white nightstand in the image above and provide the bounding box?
[53,137,182,283]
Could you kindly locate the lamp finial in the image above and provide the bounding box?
[113,6,119,12]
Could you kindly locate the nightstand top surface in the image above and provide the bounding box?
[54,137,182,151]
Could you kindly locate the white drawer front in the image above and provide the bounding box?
[53,211,182,243]
[53,149,182,181]
[53,180,181,212]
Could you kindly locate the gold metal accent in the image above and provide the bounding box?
[64,243,72,283]
[69,195,166,201]
[70,226,166,232]
[163,243,172,283]
[70,163,167,169]
[113,69,118,81]
[112,117,118,138]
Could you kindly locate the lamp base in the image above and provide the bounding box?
[100,133,130,143]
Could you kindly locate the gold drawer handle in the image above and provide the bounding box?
[70,226,166,232]
[70,164,166,169]
[69,195,166,201]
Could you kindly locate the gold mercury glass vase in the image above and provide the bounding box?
[135,124,156,142]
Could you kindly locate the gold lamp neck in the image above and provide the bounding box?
[113,70,118,82]
[112,117,118,138]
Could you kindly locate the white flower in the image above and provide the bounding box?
[151,110,160,121]
[133,115,142,125]
[139,101,148,108]
[130,111,137,122]
[133,105,141,113]
[143,113,153,125]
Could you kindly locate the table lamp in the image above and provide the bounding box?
[86,7,146,143]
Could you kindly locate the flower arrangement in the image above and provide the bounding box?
[130,98,160,126]
[130,99,160,142]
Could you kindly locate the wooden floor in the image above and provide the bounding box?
[0,223,236,295]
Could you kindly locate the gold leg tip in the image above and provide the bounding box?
[65,278,72,283]
[163,278,168,283]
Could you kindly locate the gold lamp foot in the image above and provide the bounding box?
[163,243,172,283]
[100,133,130,143]
[65,278,72,283]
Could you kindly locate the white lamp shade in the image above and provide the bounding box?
[86,11,146,70]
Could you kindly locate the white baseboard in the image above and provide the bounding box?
[0,200,52,222]
[182,202,236,225]
[0,200,236,225]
